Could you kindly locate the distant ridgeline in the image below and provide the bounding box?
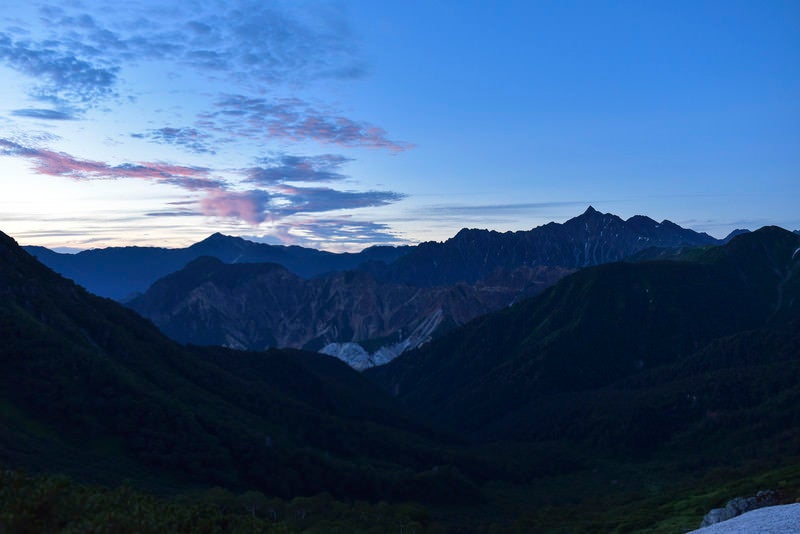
[25,207,730,301]
[24,233,410,301]
[26,207,746,369]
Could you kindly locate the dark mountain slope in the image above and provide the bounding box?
[366,206,721,286]
[367,227,800,439]
[24,233,410,300]
[0,230,468,501]
[128,255,569,367]
[486,321,800,452]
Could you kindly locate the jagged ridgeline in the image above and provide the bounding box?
[32,207,732,370]
[25,207,724,300]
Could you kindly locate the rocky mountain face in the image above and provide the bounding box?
[40,206,731,369]
[364,206,722,286]
[26,207,740,370]
[129,256,570,369]
[24,233,410,301]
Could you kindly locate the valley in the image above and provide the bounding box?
[3,210,800,531]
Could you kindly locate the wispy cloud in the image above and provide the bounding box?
[132,127,216,155]
[288,218,405,245]
[144,209,202,218]
[198,95,412,152]
[422,201,591,215]
[198,185,404,225]
[173,2,365,83]
[199,189,273,225]
[246,153,352,185]
[269,184,404,215]
[0,1,364,113]
[246,217,407,250]
[0,32,119,110]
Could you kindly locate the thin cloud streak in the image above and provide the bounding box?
[0,137,221,190]
[249,216,408,250]
[270,184,405,215]
[199,186,405,225]
[421,201,591,214]
[12,108,76,120]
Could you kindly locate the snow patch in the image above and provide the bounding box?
[792,247,800,260]
[320,342,371,370]
[690,503,800,533]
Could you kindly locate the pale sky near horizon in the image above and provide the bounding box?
[1,0,798,252]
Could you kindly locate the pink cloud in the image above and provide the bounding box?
[199,189,272,225]
[2,137,406,230]
[1,138,224,190]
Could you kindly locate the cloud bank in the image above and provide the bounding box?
[0,2,412,249]
[1,137,405,237]
[0,1,364,111]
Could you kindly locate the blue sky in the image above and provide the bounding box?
[1,1,797,251]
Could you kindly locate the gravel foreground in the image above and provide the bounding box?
[690,503,800,533]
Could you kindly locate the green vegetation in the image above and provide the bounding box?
[2,228,800,531]
[0,230,479,506]
[0,469,440,533]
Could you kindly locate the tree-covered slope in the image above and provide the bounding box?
[0,230,471,502]
[368,227,800,441]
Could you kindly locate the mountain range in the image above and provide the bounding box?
[26,206,728,301]
[5,214,800,531]
[363,206,733,286]
[28,207,743,369]
[24,234,410,301]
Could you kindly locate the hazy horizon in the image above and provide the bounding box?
[17,205,799,255]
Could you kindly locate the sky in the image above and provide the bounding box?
[0,0,798,252]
